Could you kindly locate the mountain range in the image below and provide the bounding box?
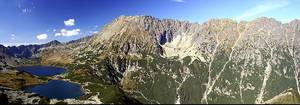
[1,15,300,104]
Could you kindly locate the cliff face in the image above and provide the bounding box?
[80,16,300,104]
[9,15,300,104]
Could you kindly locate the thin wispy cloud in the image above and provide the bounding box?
[235,0,290,20]
[172,0,185,3]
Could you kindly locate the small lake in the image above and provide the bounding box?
[25,80,84,100]
[18,66,84,100]
[17,66,66,76]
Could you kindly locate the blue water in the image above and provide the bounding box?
[17,66,66,76]
[25,80,84,100]
[18,66,84,99]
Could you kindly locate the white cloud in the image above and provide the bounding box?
[55,29,80,37]
[172,0,184,3]
[11,34,15,37]
[64,19,75,26]
[235,0,289,20]
[55,33,61,36]
[36,34,48,40]
[53,29,57,32]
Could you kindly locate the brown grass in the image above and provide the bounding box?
[0,70,47,90]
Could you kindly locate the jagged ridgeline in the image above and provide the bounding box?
[9,16,300,104]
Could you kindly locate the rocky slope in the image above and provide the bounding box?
[77,16,300,104]
[3,15,300,104]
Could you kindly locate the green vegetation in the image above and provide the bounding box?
[65,69,101,83]
[52,39,300,104]
[37,76,49,81]
[79,93,97,100]
[63,51,140,104]
[66,67,133,104]
[86,83,126,104]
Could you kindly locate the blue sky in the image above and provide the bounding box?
[0,0,299,46]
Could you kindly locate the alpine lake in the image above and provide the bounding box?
[17,66,84,100]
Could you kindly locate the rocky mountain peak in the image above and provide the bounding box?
[114,15,157,22]
[42,40,62,47]
[252,17,279,23]
[89,15,300,59]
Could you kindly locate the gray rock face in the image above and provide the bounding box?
[84,16,300,104]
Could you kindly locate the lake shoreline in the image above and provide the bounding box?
[16,66,84,100]
[0,70,48,90]
[0,65,102,104]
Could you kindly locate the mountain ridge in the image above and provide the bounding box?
[1,15,300,104]
[74,15,300,104]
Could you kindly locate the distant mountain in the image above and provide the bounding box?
[2,15,300,104]
[66,35,93,45]
[42,40,62,47]
[0,40,62,71]
[5,40,62,58]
